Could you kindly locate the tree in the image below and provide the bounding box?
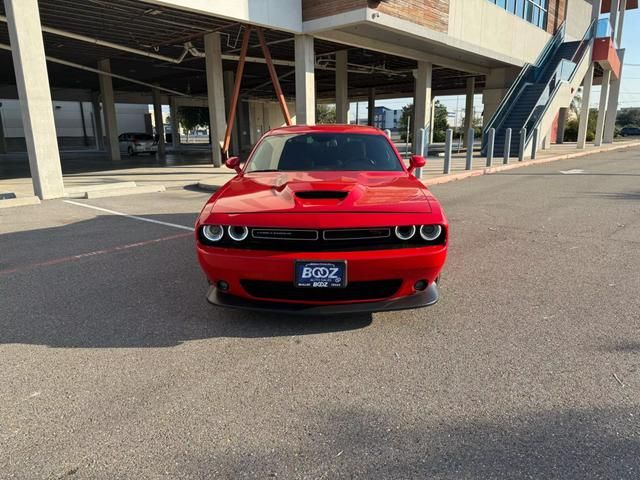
[316,104,337,124]
[616,107,640,127]
[399,104,413,142]
[399,101,449,142]
[177,107,209,136]
[564,108,597,142]
[459,114,482,138]
[433,101,449,142]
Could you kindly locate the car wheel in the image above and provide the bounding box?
[127,146,136,156]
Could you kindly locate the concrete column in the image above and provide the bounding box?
[577,64,594,148]
[557,107,568,143]
[169,96,180,149]
[594,69,612,146]
[603,50,625,144]
[90,93,104,151]
[5,0,64,199]
[0,106,7,154]
[335,50,348,124]
[610,0,620,38]
[295,34,315,125]
[429,99,436,143]
[616,0,627,45]
[204,32,226,167]
[223,70,240,156]
[152,87,165,156]
[413,61,432,154]
[464,77,475,141]
[367,88,375,127]
[97,59,120,161]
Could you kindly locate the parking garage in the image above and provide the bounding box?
[0,0,500,203]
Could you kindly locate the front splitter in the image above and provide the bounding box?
[206,283,439,315]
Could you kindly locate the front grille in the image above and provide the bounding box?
[240,279,402,302]
[323,228,390,241]
[252,228,318,241]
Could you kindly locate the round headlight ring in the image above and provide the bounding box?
[228,225,249,241]
[202,225,224,242]
[420,224,442,241]
[394,225,416,240]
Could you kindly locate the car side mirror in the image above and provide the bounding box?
[225,156,242,174]
[408,155,426,174]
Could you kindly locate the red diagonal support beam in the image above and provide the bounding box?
[256,27,293,126]
[222,26,252,155]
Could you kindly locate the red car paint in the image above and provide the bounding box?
[195,124,448,314]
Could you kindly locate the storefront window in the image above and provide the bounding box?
[487,0,548,30]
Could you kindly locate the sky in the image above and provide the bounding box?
[352,8,640,123]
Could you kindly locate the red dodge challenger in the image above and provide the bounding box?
[195,125,448,314]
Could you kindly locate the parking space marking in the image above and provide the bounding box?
[0,232,192,276]
[64,200,195,231]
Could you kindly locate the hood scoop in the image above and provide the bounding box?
[295,190,348,200]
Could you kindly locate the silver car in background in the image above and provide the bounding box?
[118,133,158,156]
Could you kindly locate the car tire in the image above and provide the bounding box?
[127,146,136,156]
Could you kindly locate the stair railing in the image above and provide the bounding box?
[482,22,566,152]
[521,19,597,150]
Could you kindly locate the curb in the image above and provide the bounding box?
[424,141,640,186]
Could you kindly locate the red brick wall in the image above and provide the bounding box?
[376,0,449,33]
[302,0,449,33]
[302,0,365,21]
[546,0,567,34]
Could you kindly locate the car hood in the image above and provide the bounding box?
[210,171,432,214]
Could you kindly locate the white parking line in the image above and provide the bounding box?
[64,200,195,231]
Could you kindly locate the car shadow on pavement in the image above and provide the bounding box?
[0,212,372,348]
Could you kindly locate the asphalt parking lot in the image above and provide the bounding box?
[1,147,640,479]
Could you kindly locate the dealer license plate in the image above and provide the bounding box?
[294,261,347,288]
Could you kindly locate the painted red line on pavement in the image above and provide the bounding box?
[0,232,192,276]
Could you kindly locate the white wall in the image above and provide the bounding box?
[565,0,593,41]
[448,0,552,64]
[0,99,148,137]
[145,0,302,32]
[115,104,149,133]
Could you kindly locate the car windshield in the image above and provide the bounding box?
[246,133,403,172]
[133,134,154,140]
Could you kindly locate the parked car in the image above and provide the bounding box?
[195,124,448,314]
[619,126,640,137]
[118,133,158,156]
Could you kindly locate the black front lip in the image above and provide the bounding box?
[206,283,439,315]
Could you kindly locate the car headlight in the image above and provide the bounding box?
[228,225,249,241]
[419,224,442,241]
[394,225,416,240]
[202,225,224,242]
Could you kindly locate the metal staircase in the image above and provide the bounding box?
[483,21,596,157]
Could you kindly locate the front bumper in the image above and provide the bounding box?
[197,244,446,312]
[207,282,439,315]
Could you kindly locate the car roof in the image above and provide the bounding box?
[265,124,384,136]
